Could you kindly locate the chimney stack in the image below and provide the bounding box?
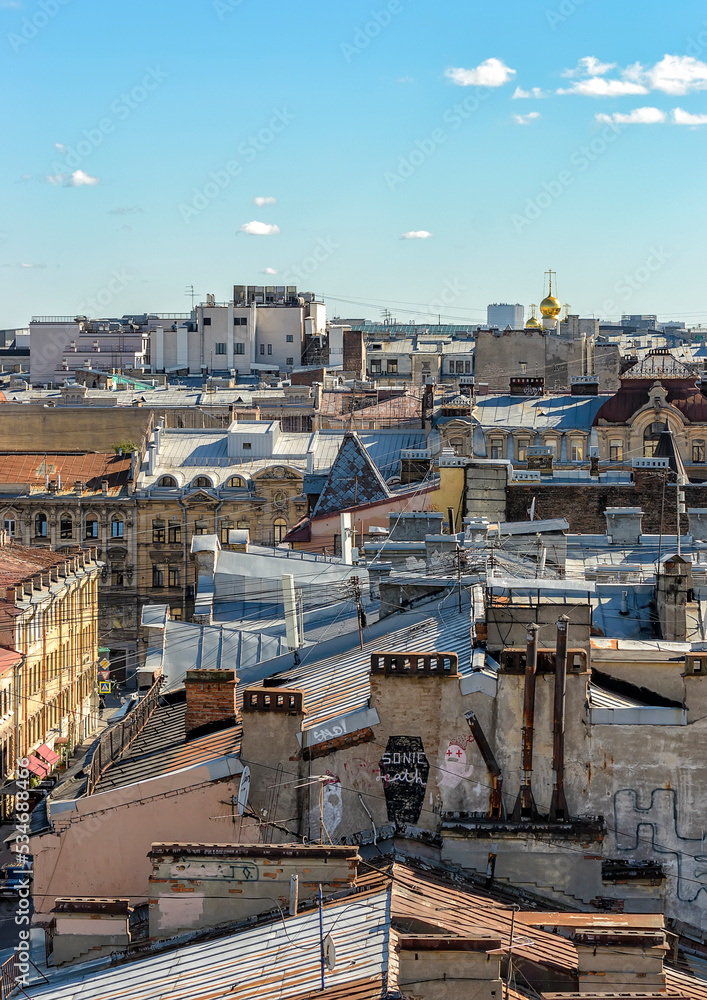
[184,669,238,739]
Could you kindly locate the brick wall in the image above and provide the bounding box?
[342,330,365,380]
[506,469,701,534]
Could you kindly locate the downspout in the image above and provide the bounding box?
[512,623,539,821]
[549,615,570,822]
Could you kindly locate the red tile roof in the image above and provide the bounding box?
[0,543,71,590]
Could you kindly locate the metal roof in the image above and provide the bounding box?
[0,452,132,497]
[475,393,609,431]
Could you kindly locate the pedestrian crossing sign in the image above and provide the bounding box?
[98,681,112,694]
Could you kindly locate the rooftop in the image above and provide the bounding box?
[0,452,132,497]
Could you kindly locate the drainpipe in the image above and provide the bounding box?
[549,615,570,822]
[512,623,539,821]
[465,710,505,819]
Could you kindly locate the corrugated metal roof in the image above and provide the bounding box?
[0,452,131,496]
[26,884,392,1000]
[475,394,608,431]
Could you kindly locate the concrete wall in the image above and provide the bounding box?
[474,329,588,391]
[0,406,152,453]
[463,461,510,521]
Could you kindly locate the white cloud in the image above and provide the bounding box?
[401,230,433,240]
[262,267,279,274]
[648,55,707,94]
[563,56,616,78]
[46,169,100,187]
[254,196,277,207]
[673,107,707,125]
[239,221,280,236]
[0,261,47,268]
[445,58,516,88]
[108,205,143,215]
[513,112,541,125]
[512,86,548,99]
[595,106,667,125]
[54,142,67,154]
[559,77,648,97]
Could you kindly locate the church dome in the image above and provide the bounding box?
[540,294,561,318]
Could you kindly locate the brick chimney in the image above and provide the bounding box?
[184,669,238,738]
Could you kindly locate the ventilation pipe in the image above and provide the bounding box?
[282,574,300,651]
[512,623,539,821]
[549,615,570,822]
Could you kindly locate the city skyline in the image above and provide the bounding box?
[2,0,707,328]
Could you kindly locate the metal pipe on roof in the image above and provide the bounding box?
[512,623,539,821]
[465,710,505,820]
[549,615,570,823]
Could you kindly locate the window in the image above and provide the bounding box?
[152,519,166,543]
[260,345,265,355]
[168,523,182,543]
[34,513,47,538]
[387,360,398,374]
[465,361,471,373]
[274,518,288,544]
[234,343,245,355]
[194,519,209,535]
[694,440,706,464]
[234,316,247,326]
[609,439,624,462]
[644,439,656,459]
[517,439,530,462]
[85,517,98,539]
[571,441,584,462]
[152,565,165,588]
[3,518,15,537]
[520,362,527,374]
[286,335,294,343]
[371,361,382,374]
[203,317,211,326]
[111,563,124,586]
[267,344,273,355]
[111,518,124,538]
[228,476,245,487]
[219,521,232,544]
[215,342,227,355]
[286,357,294,366]
[490,438,504,460]
[545,440,558,457]
[193,476,212,488]
[158,475,177,487]
[168,566,181,588]
[237,519,249,530]
[170,606,183,620]
[60,515,73,539]
[242,442,252,450]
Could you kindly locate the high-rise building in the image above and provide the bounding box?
[487,303,524,330]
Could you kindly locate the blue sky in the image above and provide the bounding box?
[2,0,707,328]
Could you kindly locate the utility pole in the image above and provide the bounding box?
[351,575,364,648]
[455,544,463,613]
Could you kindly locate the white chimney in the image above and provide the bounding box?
[341,512,353,566]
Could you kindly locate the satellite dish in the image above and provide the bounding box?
[237,765,251,816]
[323,934,336,971]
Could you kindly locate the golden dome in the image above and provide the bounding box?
[540,294,561,318]
[525,315,541,329]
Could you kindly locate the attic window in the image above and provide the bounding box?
[242,442,252,450]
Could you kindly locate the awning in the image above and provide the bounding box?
[36,744,60,766]
[26,757,48,778]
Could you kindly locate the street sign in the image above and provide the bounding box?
[99,658,110,670]
[98,681,112,694]
[99,669,110,681]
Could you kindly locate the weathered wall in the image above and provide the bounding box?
[0,406,152,452]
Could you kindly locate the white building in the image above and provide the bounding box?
[150,286,326,377]
[487,303,524,330]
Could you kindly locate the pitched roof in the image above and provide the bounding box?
[0,452,131,496]
[0,543,68,589]
[622,351,695,379]
[312,432,391,517]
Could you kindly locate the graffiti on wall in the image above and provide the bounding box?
[439,736,475,790]
[614,788,707,902]
[343,756,380,792]
[379,736,430,826]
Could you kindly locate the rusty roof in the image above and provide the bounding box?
[0,543,71,590]
[0,452,132,496]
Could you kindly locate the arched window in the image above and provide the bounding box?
[227,476,245,488]
[644,421,665,458]
[111,517,124,539]
[158,475,177,487]
[60,514,73,539]
[85,516,99,539]
[274,518,288,544]
[34,512,47,538]
[193,476,213,489]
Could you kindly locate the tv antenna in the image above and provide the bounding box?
[185,284,199,309]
